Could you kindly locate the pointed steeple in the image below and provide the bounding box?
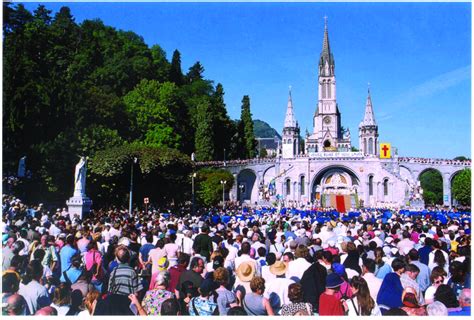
[360,86,377,127]
[319,16,335,76]
[284,86,297,128]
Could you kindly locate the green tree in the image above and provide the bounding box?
[194,99,215,161]
[169,49,184,86]
[196,168,234,206]
[259,148,268,158]
[186,61,205,83]
[454,156,469,161]
[123,79,181,148]
[420,170,443,205]
[452,169,471,206]
[90,144,193,207]
[240,95,257,158]
[210,83,236,160]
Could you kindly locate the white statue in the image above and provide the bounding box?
[74,156,87,196]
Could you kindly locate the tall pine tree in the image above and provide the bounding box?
[240,95,257,159]
[169,49,184,86]
[211,83,236,160]
[194,98,215,161]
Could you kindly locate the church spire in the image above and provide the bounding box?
[360,85,377,127]
[319,16,334,76]
[284,86,297,128]
[363,87,377,126]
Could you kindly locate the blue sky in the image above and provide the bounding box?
[23,2,471,159]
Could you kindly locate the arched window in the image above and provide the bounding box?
[369,176,374,196]
[300,176,305,195]
[384,178,389,196]
[286,179,291,196]
[322,81,326,99]
[293,139,297,155]
[327,81,331,98]
[363,138,367,154]
[368,138,373,154]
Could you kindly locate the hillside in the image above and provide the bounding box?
[253,120,281,139]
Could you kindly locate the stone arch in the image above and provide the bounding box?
[417,168,443,206]
[262,165,276,185]
[449,169,466,184]
[311,165,361,202]
[399,165,415,183]
[449,168,469,206]
[416,167,443,181]
[237,169,257,202]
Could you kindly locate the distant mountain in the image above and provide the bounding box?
[253,120,281,139]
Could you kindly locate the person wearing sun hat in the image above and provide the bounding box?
[318,272,347,315]
[234,261,256,301]
[264,260,294,314]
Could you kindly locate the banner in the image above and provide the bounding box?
[380,143,391,159]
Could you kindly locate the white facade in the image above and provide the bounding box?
[221,19,469,209]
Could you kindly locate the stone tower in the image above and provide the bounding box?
[282,88,300,158]
[359,88,379,155]
[306,18,351,153]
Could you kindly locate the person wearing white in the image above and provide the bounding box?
[346,276,382,316]
[361,259,382,302]
[177,230,194,256]
[428,247,450,276]
[235,242,260,275]
[264,261,294,314]
[286,246,311,283]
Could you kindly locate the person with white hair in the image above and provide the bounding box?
[141,271,175,315]
[426,301,448,316]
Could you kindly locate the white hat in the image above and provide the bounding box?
[328,240,336,247]
[118,237,130,247]
[383,246,392,256]
[390,247,399,255]
[385,236,394,244]
[374,230,381,236]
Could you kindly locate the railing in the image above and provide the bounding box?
[398,157,471,166]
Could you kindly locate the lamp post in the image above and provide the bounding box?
[129,157,138,216]
[192,173,196,216]
[220,180,227,210]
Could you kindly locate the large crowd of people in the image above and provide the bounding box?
[2,193,471,316]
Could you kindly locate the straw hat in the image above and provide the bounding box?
[236,261,256,282]
[269,261,287,276]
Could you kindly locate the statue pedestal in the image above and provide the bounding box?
[66,195,92,220]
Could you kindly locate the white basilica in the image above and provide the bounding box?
[220,20,468,210]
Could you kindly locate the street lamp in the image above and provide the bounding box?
[129,157,138,216]
[192,173,197,216]
[220,180,227,210]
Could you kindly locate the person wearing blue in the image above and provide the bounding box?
[418,235,434,266]
[59,235,79,283]
[62,254,83,285]
[139,233,155,270]
[377,258,406,313]
[449,288,471,316]
[407,248,431,293]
